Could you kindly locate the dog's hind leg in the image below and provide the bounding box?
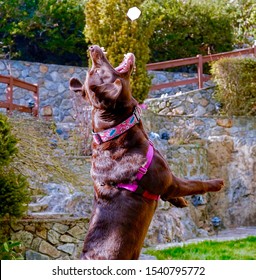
[168,197,189,208]
[161,175,224,202]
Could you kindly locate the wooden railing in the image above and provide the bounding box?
[0,75,39,117]
[146,47,256,91]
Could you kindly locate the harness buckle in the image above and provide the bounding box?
[138,166,147,175]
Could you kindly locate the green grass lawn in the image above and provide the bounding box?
[145,236,256,260]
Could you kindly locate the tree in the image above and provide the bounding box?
[230,0,256,47]
[148,0,234,62]
[0,0,88,65]
[84,0,161,103]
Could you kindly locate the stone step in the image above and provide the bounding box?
[28,202,48,212]
[26,212,75,221]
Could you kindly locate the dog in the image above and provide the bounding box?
[69,45,224,260]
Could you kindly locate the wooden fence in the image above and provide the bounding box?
[146,47,256,91]
[0,75,39,117]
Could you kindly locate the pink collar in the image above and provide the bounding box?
[92,106,141,144]
[117,141,160,201]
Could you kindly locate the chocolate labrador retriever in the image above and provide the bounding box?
[69,45,224,260]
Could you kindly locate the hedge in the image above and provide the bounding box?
[211,57,256,116]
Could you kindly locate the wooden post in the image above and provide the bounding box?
[8,76,14,115]
[33,85,39,117]
[197,54,203,89]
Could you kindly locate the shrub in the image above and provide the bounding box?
[211,57,256,116]
[0,113,30,219]
[0,114,18,166]
[0,169,30,218]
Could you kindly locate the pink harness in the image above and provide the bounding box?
[117,141,159,201]
[92,106,160,201]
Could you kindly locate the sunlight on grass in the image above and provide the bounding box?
[145,236,256,260]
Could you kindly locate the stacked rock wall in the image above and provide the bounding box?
[2,217,88,260]
[0,60,211,122]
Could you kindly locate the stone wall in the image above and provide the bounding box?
[148,70,212,98]
[0,60,210,122]
[144,110,256,229]
[0,60,87,122]
[2,216,88,260]
[144,87,217,117]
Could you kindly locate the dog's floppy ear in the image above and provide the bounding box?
[69,77,86,99]
[90,79,122,109]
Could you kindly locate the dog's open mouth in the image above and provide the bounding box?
[89,45,135,74]
[115,53,135,74]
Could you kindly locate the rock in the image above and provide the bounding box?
[41,105,53,117]
[39,240,60,258]
[59,235,74,243]
[0,61,6,70]
[195,105,206,116]
[36,227,47,239]
[200,98,209,107]
[57,243,75,255]
[50,71,61,82]
[52,223,69,234]
[26,250,50,260]
[11,231,33,247]
[139,254,157,260]
[10,222,24,232]
[216,118,233,128]
[31,237,42,251]
[173,106,185,115]
[40,65,48,73]
[67,225,86,238]
[47,229,60,245]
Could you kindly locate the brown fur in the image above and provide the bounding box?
[69,45,224,260]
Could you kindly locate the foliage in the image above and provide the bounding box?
[0,0,254,69]
[230,0,256,47]
[0,113,30,219]
[211,57,256,116]
[0,240,24,260]
[148,0,234,63]
[0,168,30,218]
[85,0,161,103]
[0,114,18,166]
[0,0,88,65]
[145,236,256,260]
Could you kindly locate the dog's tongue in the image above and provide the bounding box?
[115,53,133,73]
